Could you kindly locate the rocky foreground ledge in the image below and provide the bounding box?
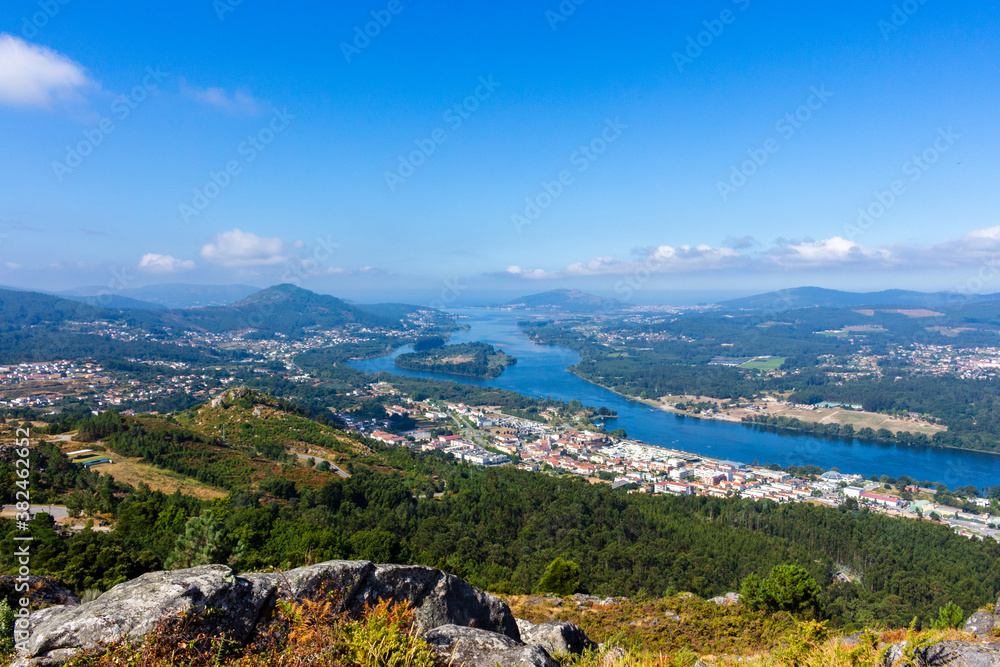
[10,561,1000,666]
[11,560,598,667]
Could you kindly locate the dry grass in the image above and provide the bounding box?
[97,455,227,500]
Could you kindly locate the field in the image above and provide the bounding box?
[54,435,227,500]
[656,396,945,436]
[95,455,228,499]
[749,404,946,436]
[740,357,786,371]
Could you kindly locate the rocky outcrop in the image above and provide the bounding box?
[964,597,1000,639]
[16,565,274,667]
[424,625,558,667]
[15,560,521,667]
[245,561,518,638]
[709,592,742,606]
[518,619,598,656]
[966,611,997,639]
[882,640,1000,666]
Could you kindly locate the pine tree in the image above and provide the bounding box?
[165,510,225,570]
[931,602,965,630]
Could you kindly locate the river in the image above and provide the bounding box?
[349,309,1000,490]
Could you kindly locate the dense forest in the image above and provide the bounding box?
[394,342,517,378]
[2,417,998,631]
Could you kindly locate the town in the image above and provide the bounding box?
[338,387,1000,544]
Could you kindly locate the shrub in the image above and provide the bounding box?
[535,557,581,596]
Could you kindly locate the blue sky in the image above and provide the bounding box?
[1,1,999,304]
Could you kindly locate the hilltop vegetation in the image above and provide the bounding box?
[395,341,517,378]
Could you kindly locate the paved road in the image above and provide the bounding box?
[2,505,70,519]
[294,453,349,478]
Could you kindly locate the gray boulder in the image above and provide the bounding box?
[709,592,742,606]
[17,565,275,667]
[882,640,1000,666]
[247,561,517,639]
[965,610,997,638]
[14,560,522,666]
[520,620,597,656]
[424,624,558,667]
[516,617,537,636]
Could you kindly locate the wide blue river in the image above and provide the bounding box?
[350,309,1000,490]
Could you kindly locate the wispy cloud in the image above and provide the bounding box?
[505,226,1000,279]
[138,253,195,274]
[179,77,262,115]
[0,34,96,108]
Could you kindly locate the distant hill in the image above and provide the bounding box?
[66,294,167,310]
[505,289,621,313]
[61,283,260,309]
[0,285,447,347]
[0,288,114,325]
[146,284,398,336]
[718,287,1000,311]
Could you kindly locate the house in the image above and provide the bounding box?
[859,492,903,508]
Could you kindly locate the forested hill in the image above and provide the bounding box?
[0,284,450,341]
[394,341,517,378]
[2,391,998,631]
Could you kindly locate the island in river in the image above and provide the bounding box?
[394,341,517,379]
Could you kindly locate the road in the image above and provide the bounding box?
[294,453,349,478]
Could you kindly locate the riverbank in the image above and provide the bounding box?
[561,367,1000,461]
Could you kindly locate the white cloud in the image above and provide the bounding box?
[764,236,892,267]
[138,253,195,274]
[0,34,95,108]
[200,228,289,267]
[180,77,261,115]
[504,226,1000,279]
[508,244,742,280]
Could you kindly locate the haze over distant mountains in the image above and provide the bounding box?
[504,288,622,313]
[59,283,261,309]
[717,287,1000,311]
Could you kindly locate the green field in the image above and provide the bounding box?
[740,357,786,370]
